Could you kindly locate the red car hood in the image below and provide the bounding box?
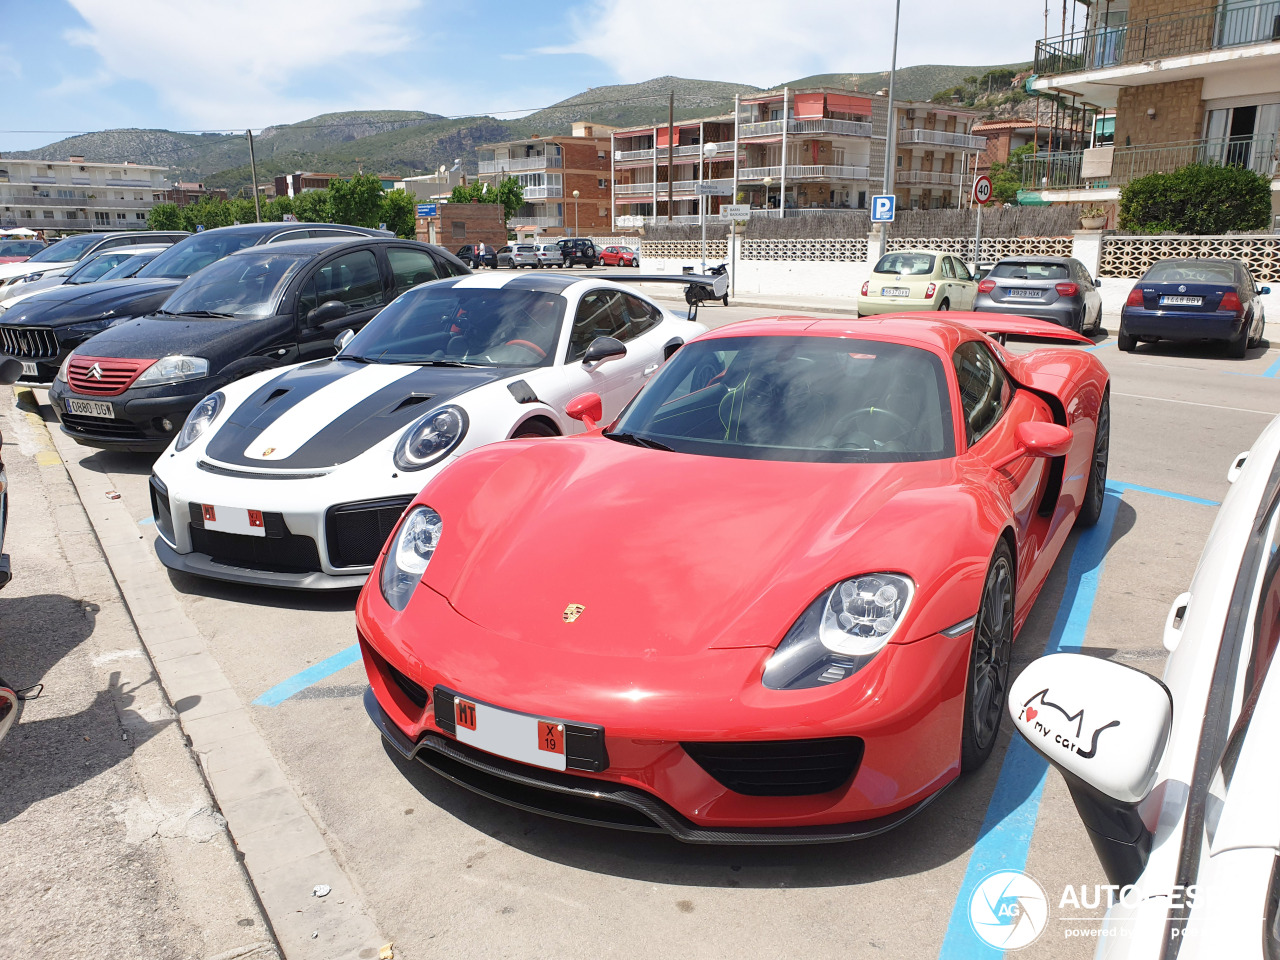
[422,437,970,660]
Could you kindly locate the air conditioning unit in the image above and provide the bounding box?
[905,109,916,120]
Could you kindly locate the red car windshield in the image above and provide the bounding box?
[610,336,955,462]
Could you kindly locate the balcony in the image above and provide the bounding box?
[1023,134,1279,191]
[616,148,654,162]
[1034,0,1280,78]
[739,165,872,181]
[521,185,562,200]
[896,170,963,187]
[897,128,987,151]
[739,118,875,139]
[105,178,154,188]
[615,181,661,196]
[478,156,562,175]
[511,215,563,228]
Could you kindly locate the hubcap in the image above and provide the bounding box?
[972,558,1013,751]
[1092,401,1110,507]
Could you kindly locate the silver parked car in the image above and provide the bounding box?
[973,256,1103,334]
[534,242,563,268]
[496,244,541,269]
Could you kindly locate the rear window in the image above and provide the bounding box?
[989,261,1070,280]
[1144,261,1236,284]
[874,253,934,276]
[516,245,536,253]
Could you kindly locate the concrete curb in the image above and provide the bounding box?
[38,393,386,960]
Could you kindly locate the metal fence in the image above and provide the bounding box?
[1023,135,1279,190]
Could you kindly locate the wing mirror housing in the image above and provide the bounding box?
[307,300,349,326]
[566,393,603,431]
[990,421,1073,469]
[1262,286,1272,295]
[1010,653,1172,886]
[334,328,355,352]
[0,357,22,386]
[1095,277,1104,287]
[582,336,627,366]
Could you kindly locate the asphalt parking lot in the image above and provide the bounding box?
[12,298,1280,960]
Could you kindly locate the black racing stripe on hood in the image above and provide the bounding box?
[207,363,517,469]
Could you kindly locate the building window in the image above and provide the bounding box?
[451,221,466,239]
[94,212,110,224]
[857,191,867,208]
[896,155,903,168]
[116,212,127,220]
[44,211,55,220]
[598,178,607,188]
[135,212,146,220]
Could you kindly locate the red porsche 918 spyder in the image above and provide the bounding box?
[357,312,1109,842]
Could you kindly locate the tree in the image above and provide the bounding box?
[290,189,332,224]
[380,189,417,238]
[449,176,523,221]
[328,173,386,228]
[988,143,1035,204]
[147,203,183,230]
[1119,162,1271,234]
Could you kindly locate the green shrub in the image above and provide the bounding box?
[1119,162,1271,234]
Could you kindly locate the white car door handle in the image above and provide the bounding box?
[1163,592,1192,652]
[643,363,660,375]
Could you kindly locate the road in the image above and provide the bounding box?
[11,297,1280,960]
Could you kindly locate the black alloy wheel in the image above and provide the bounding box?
[1077,393,1110,528]
[961,541,1014,772]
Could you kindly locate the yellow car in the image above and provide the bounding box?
[858,249,979,315]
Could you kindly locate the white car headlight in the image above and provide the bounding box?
[380,505,442,610]
[57,353,73,383]
[175,391,224,452]
[18,271,45,283]
[762,573,915,690]
[393,405,468,472]
[134,355,209,387]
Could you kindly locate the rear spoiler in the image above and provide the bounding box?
[957,313,1095,346]
[595,272,729,320]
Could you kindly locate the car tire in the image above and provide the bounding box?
[1116,324,1137,352]
[1076,392,1109,529]
[512,420,558,439]
[0,678,22,745]
[722,294,729,306]
[1229,324,1249,359]
[937,299,950,311]
[960,540,1014,773]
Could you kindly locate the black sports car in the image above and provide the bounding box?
[48,236,469,452]
[0,222,391,386]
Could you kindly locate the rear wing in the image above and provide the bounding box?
[961,314,1095,346]
[596,272,729,320]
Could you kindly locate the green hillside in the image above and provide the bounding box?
[786,62,1032,102]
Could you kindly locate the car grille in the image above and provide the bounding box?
[67,356,154,396]
[681,737,865,796]
[188,503,321,574]
[0,325,59,360]
[149,475,174,543]
[60,412,147,441]
[324,496,413,569]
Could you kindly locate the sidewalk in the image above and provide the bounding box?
[646,289,862,314]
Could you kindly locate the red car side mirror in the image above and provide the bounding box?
[566,393,603,430]
[1016,421,1073,458]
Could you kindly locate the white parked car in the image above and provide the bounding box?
[0,230,186,292]
[0,244,168,309]
[150,271,706,589]
[1010,416,1280,958]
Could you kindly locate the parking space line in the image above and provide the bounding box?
[253,643,360,706]
[937,480,1215,958]
[1113,391,1278,417]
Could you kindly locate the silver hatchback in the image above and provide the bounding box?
[497,244,541,269]
[973,256,1103,334]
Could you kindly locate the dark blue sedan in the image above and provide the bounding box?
[1118,258,1269,358]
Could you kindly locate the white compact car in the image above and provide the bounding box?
[150,271,706,589]
[1010,418,1280,958]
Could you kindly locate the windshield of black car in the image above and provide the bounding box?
[66,250,135,283]
[1144,262,1236,284]
[136,231,263,279]
[28,234,102,263]
[99,251,160,280]
[874,253,935,275]
[989,261,1069,281]
[609,336,955,463]
[0,241,43,258]
[343,285,566,367]
[160,252,308,319]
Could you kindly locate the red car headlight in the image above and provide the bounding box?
[380,505,443,610]
[762,573,915,690]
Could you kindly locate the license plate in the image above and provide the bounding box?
[453,696,567,771]
[199,504,266,538]
[66,398,114,419]
[20,362,37,377]
[881,287,910,297]
[1160,295,1202,306]
[1008,288,1043,298]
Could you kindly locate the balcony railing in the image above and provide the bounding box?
[1034,1,1280,76]
[740,118,875,139]
[896,170,963,186]
[105,178,155,188]
[478,156,562,174]
[521,185,562,200]
[616,148,654,162]
[1023,134,1279,190]
[739,165,871,181]
[511,215,563,228]
[897,128,987,150]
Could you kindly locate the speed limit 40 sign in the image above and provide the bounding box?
[973,175,993,205]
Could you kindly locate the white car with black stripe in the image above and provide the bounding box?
[149,271,706,589]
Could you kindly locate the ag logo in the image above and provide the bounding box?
[968,870,1049,950]
[562,604,585,623]
[261,447,276,457]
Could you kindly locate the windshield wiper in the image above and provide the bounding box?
[410,359,486,368]
[607,431,673,452]
[173,310,237,319]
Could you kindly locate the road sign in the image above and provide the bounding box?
[281,214,298,222]
[195,225,205,232]
[721,204,752,220]
[416,203,437,217]
[973,175,993,205]
[696,182,734,196]
[871,195,896,222]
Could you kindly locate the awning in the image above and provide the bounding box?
[655,128,670,147]
[795,93,825,119]
[827,94,872,117]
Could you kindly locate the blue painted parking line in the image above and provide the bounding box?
[138,516,155,526]
[1084,340,1114,353]
[937,479,1216,958]
[253,643,361,707]
[1264,352,1280,378]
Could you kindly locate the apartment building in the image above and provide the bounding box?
[476,123,614,236]
[162,181,230,207]
[971,119,1090,178]
[610,115,736,226]
[0,156,167,233]
[890,101,988,209]
[1024,0,1280,219]
[273,172,343,197]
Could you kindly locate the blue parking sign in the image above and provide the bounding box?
[871,195,896,223]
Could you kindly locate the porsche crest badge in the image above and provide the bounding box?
[562,604,585,623]
[261,447,276,457]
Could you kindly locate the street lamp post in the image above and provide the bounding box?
[572,188,580,237]
[700,142,718,273]
[763,175,773,213]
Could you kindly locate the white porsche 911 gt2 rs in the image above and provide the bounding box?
[149,271,706,588]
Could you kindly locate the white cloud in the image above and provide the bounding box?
[63,0,425,128]
[551,0,1047,87]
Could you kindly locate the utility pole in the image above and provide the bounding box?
[880,0,902,242]
[246,129,262,222]
[667,90,674,222]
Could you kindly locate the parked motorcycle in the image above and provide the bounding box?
[1,356,23,744]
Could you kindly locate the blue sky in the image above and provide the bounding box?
[0,0,1051,152]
